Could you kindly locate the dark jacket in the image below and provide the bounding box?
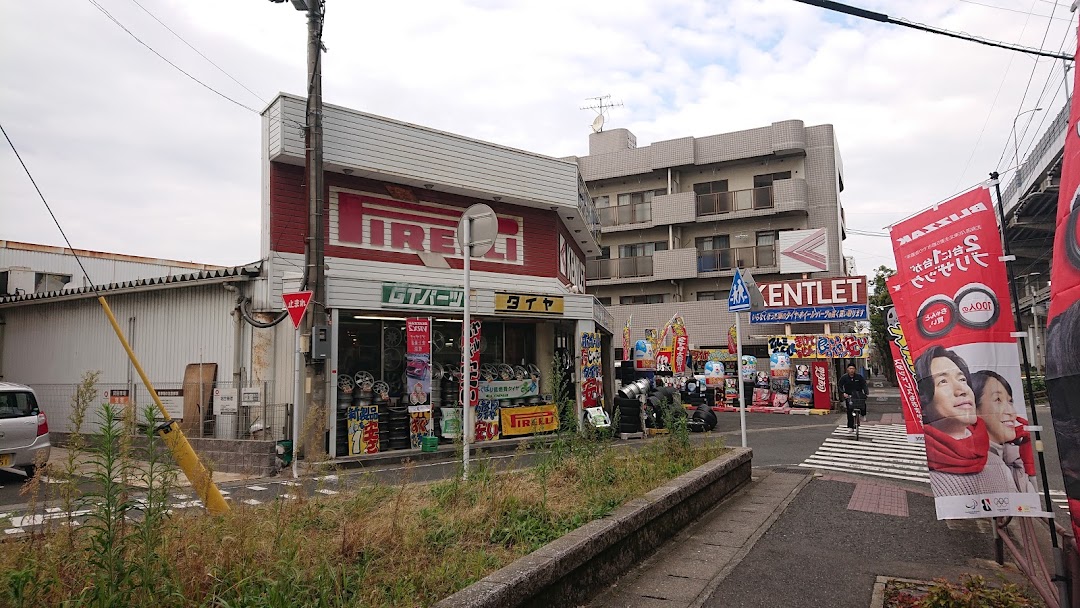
[838,373,868,396]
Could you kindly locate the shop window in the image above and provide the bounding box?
[620,294,664,305]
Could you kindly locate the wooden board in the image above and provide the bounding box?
[181,363,217,434]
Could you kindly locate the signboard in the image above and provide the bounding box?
[157,388,184,419]
[766,334,871,359]
[479,379,539,401]
[728,268,752,312]
[890,187,1041,520]
[348,405,379,455]
[634,339,655,371]
[778,228,829,273]
[581,332,602,409]
[500,404,560,436]
[690,349,738,363]
[282,291,313,329]
[474,400,500,442]
[558,233,586,293]
[382,283,465,310]
[750,276,869,324]
[410,411,432,448]
[406,317,432,413]
[740,356,757,383]
[494,292,564,315]
[335,191,525,265]
[769,352,791,407]
[213,388,238,415]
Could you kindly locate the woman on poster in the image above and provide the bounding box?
[971,370,1036,493]
[915,346,1013,496]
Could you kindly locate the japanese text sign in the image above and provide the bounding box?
[382,283,464,310]
[494,292,564,315]
[282,291,313,329]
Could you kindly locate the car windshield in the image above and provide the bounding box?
[0,392,36,419]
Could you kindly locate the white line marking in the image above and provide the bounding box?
[247,485,268,491]
[242,499,262,506]
[798,463,930,483]
[316,489,338,495]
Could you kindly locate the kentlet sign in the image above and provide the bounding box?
[333,189,525,265]
[749,276,869,324]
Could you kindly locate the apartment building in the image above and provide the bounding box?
[569,121,850,358]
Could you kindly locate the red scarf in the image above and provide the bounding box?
[1012,416,1036,477]
[924,419,989,474]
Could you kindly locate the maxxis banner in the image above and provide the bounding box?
[890,188,1041,519]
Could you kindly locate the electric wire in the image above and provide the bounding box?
[1012,29,1075,166]
[952,0,1039,192]
[956,0,1071,21]
[86,0,260,114]
[1,122,100,295]
[127,0,267,105]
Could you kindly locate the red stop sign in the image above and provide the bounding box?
[283,291,313,329]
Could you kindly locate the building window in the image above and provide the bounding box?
[751,172,790,209]
[620,294,665,305]
[696,290,729,301]
[599,189,664,226]
[756,231,777,267]
[596,297,611,306]
[615,347,624,360]
[34,272,71,293]
[599,246,611,260]
[619,241,668,258]
[696,235,731,272]
[593,195,610,208]
[694,180,731,214]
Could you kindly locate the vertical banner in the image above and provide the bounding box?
[740,355,757,383]
[811,361,831,410]
[884,296,924,441]
[728,323,738,355]
[409,411,432,448]
[1047,20,1080,540]
[622,315,632,361]
[890,187,1041,519]
[405,317,432,413]
[581,331,602,409]
[461,320,481,409]
[671,315,689,374]
[475,400,500,442]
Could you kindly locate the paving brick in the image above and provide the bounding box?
[847,481,909,517]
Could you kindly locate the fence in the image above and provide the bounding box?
[30,380,291,442]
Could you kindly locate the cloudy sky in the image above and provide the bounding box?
[1,0,1075,278]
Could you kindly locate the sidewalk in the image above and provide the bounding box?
[587,468,1030,608]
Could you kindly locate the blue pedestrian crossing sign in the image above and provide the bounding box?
[728,268,751,312]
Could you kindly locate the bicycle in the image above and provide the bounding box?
[845,390,867,441]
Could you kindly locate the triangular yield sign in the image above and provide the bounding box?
[282,291,313,329]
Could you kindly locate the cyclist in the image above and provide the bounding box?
[838,364,869,433]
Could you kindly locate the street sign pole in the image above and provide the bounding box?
[462,217,472,481]
[736,311,746,448]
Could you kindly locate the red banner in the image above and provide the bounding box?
[811,361,830,410]
[461,321,481,408]
[406,317,431,355]
[670,315,689,374]
[890,188,1040,519]
[406,317,432,413]
[885,296,923,439]
[1047,19,1080,541]
[727,323,737,354]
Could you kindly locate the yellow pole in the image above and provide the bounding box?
[97,296,230,514]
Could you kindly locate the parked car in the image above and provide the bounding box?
[0,382,50,479]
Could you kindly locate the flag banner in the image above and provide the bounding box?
[1046,19,1080,541]
[406,317,432,413]
[890,188,1041,519]
[581,332,602,409]
[728,323,738,354]
[622,316,632,361]
[671,315,689,374]
[884,294,924,441]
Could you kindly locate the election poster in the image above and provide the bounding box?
[890,188,1041,519]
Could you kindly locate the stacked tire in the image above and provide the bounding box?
[614,396,643,434]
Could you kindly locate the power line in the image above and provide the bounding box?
[952,0,1039,192]
[791,0,1073,60]
[86,0,259,114]
[956,0,1072,21]
[126,0,267,105]
[1,122,99,293]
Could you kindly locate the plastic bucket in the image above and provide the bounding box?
[420,435,439,453]
[276,440,293,465]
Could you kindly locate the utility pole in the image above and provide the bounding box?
[302,0,326,461]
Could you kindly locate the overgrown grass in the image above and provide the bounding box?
[1,375,727,608]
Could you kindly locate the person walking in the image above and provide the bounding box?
[838,364,869,432]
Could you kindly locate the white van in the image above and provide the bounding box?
[0,382,50,478]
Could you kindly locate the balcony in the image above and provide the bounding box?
[587,256,654,281]
[597,202,653,229]
[696,246,776,273]
[694,178,809,221]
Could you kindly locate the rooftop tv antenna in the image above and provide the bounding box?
[581,94,623,133]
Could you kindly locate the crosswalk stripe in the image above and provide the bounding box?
[797,463,930,483]
[801,423,930,483]
[821,439,926,457]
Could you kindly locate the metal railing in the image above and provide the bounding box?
[696,245,776,272]
[696,185,775,216]
[30,380,289,441]
[1002,103,1070,213]
[597,202,652,227]
[587,255,654,280]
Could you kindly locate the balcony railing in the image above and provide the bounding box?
[597,202,652,227]
[696,245,776,272]
[587,256,654,280]
[695,186,775,216]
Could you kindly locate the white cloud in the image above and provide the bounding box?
[0,0,1074,276]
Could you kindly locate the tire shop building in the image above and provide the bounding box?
[0,94,613,468]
